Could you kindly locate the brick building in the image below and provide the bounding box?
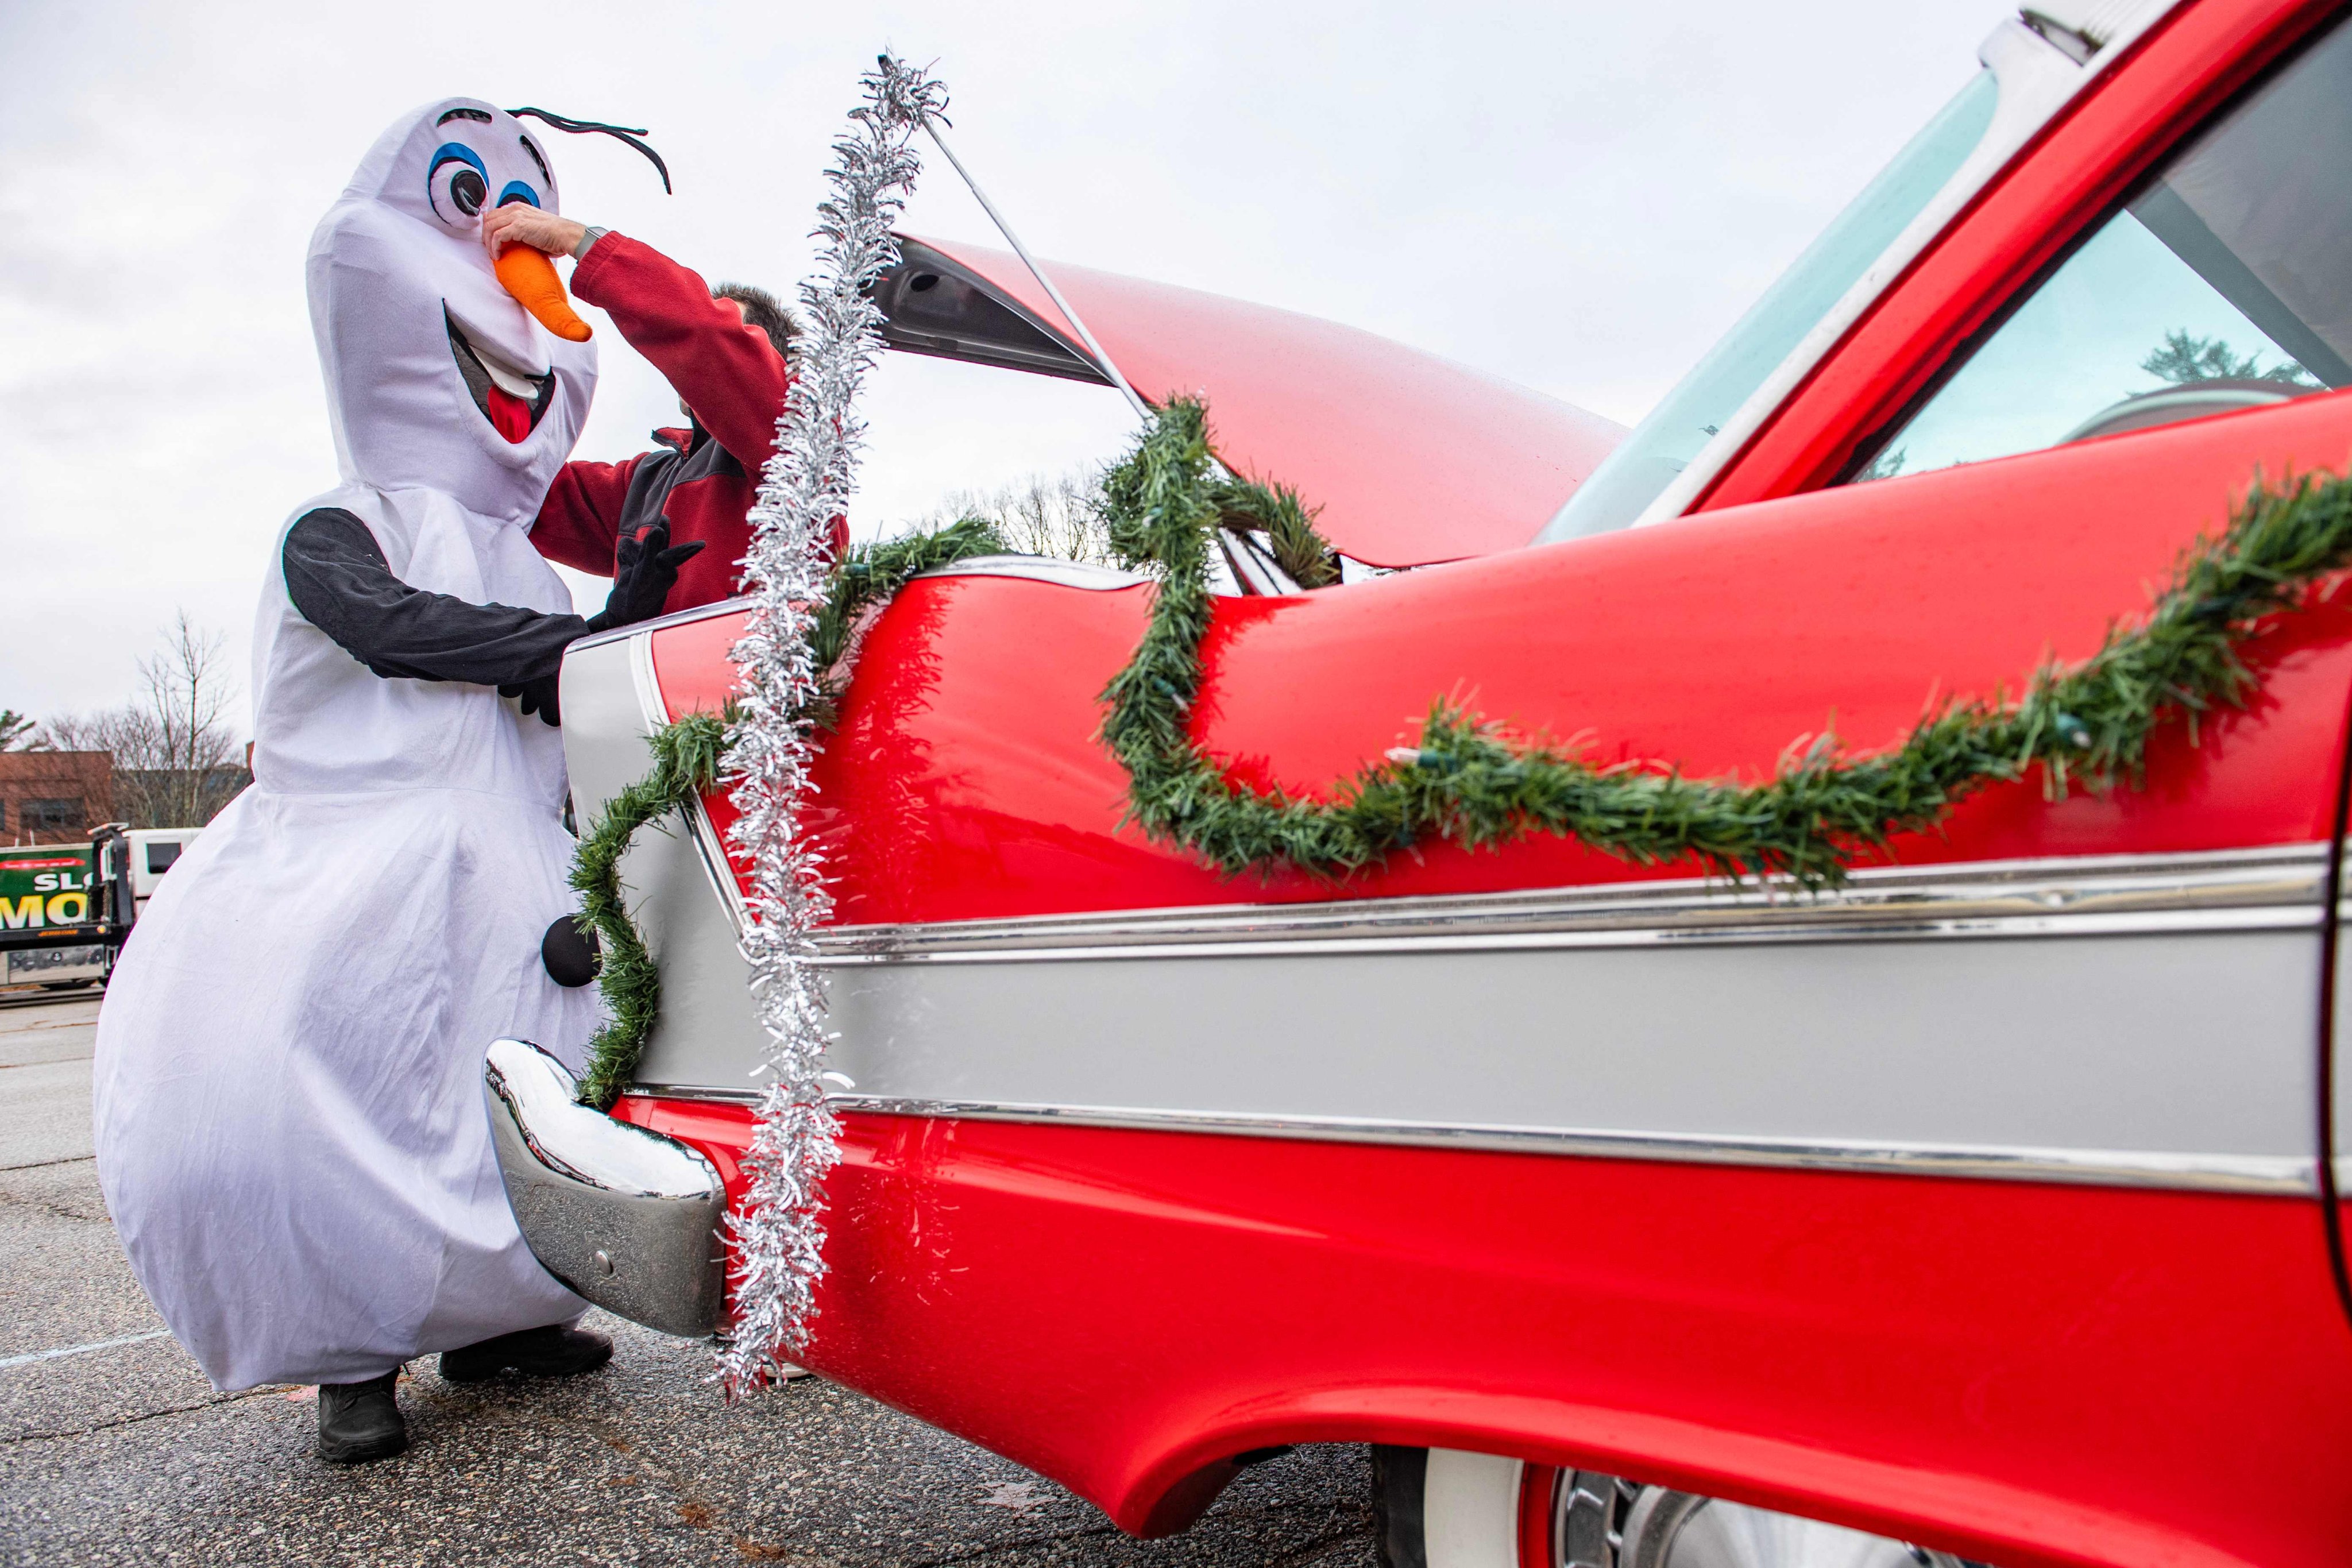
[0,752,114,844]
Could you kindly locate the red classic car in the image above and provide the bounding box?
[488,2,2352,1563]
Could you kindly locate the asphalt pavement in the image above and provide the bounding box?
[0,988,1378,1567]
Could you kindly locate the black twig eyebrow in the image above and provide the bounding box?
[519,136,553,186]
[436,106,493,126]
[505,107,671,194]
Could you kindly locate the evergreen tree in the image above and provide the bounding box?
[2141,328,2314,388]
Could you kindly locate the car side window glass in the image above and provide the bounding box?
[1853,16,2352,484]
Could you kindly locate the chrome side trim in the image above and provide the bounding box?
[484,1038,727,1337]
[626,631,665,737]
[810,844,2327,965]
[911,553,1148,591]
[629,629,751,938]
[687,798,750,937]
[628,1088,2315,1197]
[567,594,751,655]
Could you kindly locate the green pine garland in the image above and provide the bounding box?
[805,515,1011,724]
[1099,397,2352,887]
[1102,438,1339,589]
[1209,476,1339,589]
[573,395,2352,1107]
[570,711,728,1111]
[569,517,1010,1110]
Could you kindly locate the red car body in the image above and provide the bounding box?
[531,3,2352,1564]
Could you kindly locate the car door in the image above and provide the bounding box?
[1688,0,2352,1339]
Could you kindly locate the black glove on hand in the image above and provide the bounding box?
[586,518,705,635]
[500,671,563,728]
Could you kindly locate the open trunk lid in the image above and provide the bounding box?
[874,233,1624,568]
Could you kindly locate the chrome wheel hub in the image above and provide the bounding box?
[1615,1486,1973,1568]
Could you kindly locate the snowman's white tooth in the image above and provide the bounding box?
[476,353,545,401]
[449,316,552,399]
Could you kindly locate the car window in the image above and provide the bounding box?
[1543,70,1999,539]
[1853,16,2352,484]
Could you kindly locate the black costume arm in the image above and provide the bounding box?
[284,509,704,727]
[283,509,589,689]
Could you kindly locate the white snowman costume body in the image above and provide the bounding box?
[95,100,604,1391]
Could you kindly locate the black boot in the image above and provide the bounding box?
[316,1370,406,1464]
[438,1322,613,1384]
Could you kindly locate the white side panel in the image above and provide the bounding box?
[558,636,654,824]
[558,634,768,1088]
[2335,925,2351,1195]
[627,820,766,1090]
[812,928,2316,1176]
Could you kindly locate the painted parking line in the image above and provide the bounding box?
[0,1330,171,1371]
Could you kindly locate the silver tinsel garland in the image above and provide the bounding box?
[717,55,947,1395]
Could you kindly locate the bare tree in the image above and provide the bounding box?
[925,468,1114,565]
[140,613,241,826]
[39,613,246,829]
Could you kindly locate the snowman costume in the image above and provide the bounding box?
[95,99,681,1392]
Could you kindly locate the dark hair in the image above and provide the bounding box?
[714,283,796,361]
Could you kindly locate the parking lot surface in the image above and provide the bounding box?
[0,989,1379,1567]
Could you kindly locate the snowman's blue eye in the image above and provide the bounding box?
[496,181,540,209]
[427,143,491,222]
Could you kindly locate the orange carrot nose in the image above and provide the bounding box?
[495,246,592,342]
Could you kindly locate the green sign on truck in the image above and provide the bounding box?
[1,834,119,988]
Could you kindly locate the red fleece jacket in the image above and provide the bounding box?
[531,233,838,612]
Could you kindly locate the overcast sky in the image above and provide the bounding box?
[1,0,2006,732]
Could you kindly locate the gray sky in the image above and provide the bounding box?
[1,0,2005,731]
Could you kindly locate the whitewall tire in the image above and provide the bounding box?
[1371,1447,1988,1568]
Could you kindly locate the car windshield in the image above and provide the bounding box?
[1544,69,2000,540]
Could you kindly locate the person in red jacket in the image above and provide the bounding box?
[481,204,844,611]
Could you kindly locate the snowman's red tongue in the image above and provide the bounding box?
[482,383,535,444]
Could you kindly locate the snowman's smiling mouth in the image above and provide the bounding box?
[445,307,555,444]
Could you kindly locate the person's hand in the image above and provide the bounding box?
[499,671,563,727]
[482,204,589,262]
[587,518,705,634]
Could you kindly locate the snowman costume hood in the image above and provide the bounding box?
[94,99,618,1391]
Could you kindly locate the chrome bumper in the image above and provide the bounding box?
[482,1038,727,1337]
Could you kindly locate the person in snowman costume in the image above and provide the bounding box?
[92,99,698,1465]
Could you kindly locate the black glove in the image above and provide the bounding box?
[500,671,563,727]
[586,517,705,634]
